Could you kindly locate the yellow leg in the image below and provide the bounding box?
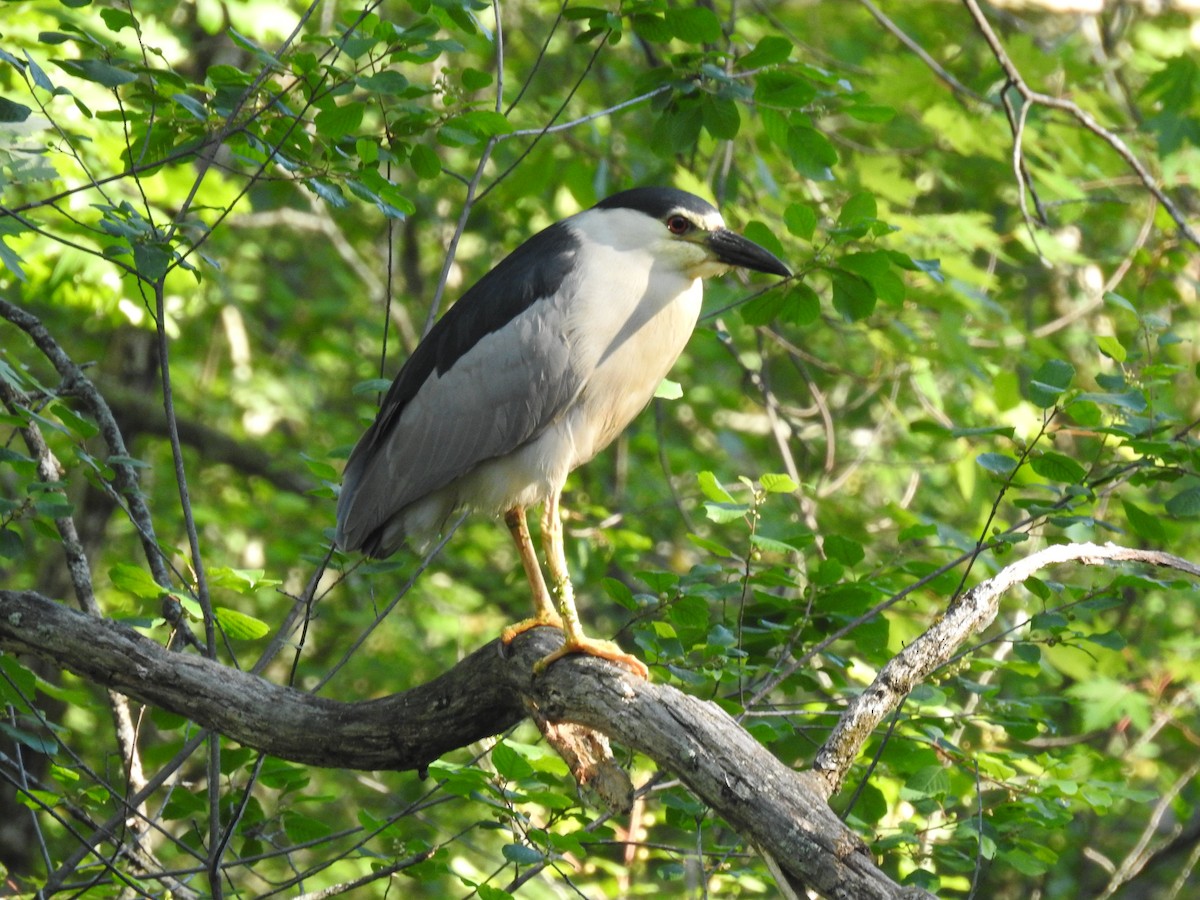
[500,507,563,643]
[534,491,648,679]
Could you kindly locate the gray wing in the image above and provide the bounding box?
[335,241,585,555]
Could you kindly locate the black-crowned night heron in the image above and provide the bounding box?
[336,187,789,677]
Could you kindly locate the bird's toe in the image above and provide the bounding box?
[533,637,649,679]
[501,612,565,645]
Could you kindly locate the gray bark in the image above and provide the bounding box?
[0,588,928,900]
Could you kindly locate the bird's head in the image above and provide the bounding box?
[589,187,791,281]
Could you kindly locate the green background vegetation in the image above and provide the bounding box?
[1,0,1198,896]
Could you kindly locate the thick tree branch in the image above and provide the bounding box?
[814,542,1200,794]
[0,589,930,900]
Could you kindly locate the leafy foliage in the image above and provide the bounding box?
[1,0,1199,897]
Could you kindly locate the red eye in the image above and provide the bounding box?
[666,215,692,235]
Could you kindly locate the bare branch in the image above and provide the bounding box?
[814,542,1200,793]
[858,0,987,104]
[961,0,1200,248]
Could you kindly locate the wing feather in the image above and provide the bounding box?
[336,221,584,553]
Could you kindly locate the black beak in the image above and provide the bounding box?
[709,229,791,277]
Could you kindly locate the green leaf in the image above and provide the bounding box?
[656,102,702,153]
[783,203,817,241]
[838,191,877,227]
[306,178,347,207]
[830,269,876,321]
[410,144,441,179]
[502,843,544,865]
[703,502,748,524]
[740,36,792,68]
[697,471,734,503]
[1095,335,1126,362]
[214,607,270,641]
[687,532,735,558]
[1084,630,1127,651]
[315,102,364,140]
[781,282,821,325]
[977,453,1017,476]
[13,52,52,94]
[259,758,311,791]
[1165,486,1200,517]
[476,884,515,900]
[1073,390,1147,413]
[740,220,786,262]
[631,13,671,43]
[664,7,722,43]
[900,765,950,800]
[0,528,22,559]
[49,402,98,440]
[824,534,864,566]
[847,103,895,123]
[759,472,798,494]
[755,71,816,108]
[1122,499,1166,542]
[739,290,787,325]
[1003,847,1052,877]
[787,126,837,180]
[491,741,535,780]
[357,71,410,94]
[461,67,493,90]
[602,577,638,609]
[1012,642,1041,664]
[1030,451,1086,483]
[352,378,393,395]
[162,788,207,820]
[838,251,904,305]
[99,8,136,32]
[355,138,379,165]
[0,97,32,123]
[654,378,682,400]
[670,594,709,634]
[750,533,807,554]
[282,811,333,843]
[0,723,56,755]
[172,92,207,120]
[1031,611,1067,632]
[109,563,163,600]
[701,95,740,139]
[53,58,138,87]
[1026,359,1075,407]
[133,241,170,282]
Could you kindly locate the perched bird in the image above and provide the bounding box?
[336,187,789,676]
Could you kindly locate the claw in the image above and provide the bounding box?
[533,636,649,679]
[501,612,564,644]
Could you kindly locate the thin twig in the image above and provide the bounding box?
[814,542,1200,794]
[858,0,987,103]
[961,0,1199,248]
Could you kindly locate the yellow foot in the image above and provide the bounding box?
[501,612,564,645]
[534,637,649,679]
